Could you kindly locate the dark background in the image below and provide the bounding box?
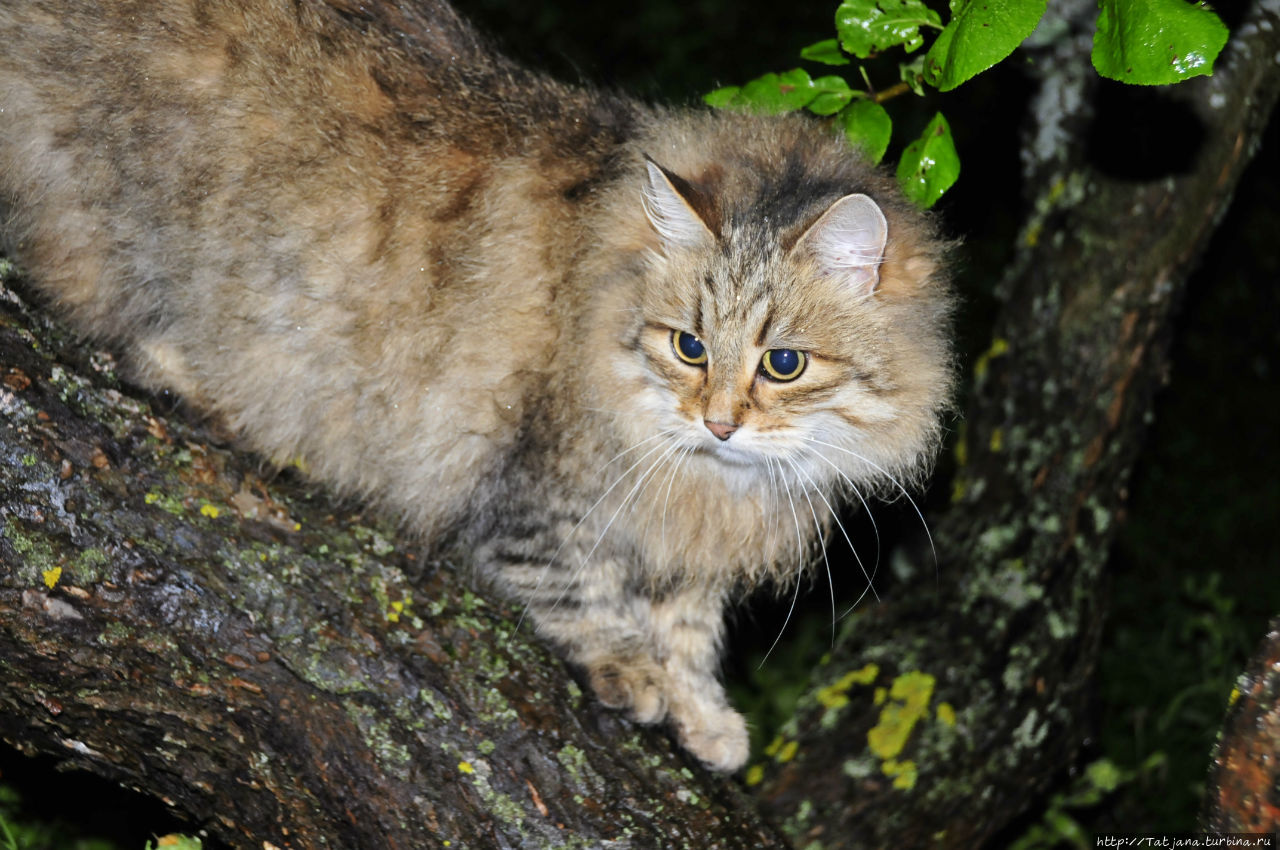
[2,0,1277,844]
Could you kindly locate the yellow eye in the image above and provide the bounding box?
[760,349,806,381]
[671,330,707,365]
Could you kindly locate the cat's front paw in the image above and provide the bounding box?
[587,658,668,724]
[671,701,750,773]
[584,657,748,772]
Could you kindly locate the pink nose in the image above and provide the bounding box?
[704,420,738,441]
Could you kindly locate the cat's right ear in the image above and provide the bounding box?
[791,193,888,297]
[642,157,716,252]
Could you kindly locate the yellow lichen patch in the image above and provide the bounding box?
[936,702,957,727]
[42,566,62,589]
[387,599,405,623]
[882,758,918,790]
[873,687,887,706]
[763,735,784,758]
[815,663,880,710]
[867,671,936,761]
[953,421,968,467]
[199,503,220,519]
[745,764,765,786]
[988,427,1004,452]
[973,337,1010,380]
[776,740,799,763]
[457,761,474,774]
[144,492,160,505]
[1046,176,1067,204]
[1229,686,1240,707]
[1023,220,1042,248]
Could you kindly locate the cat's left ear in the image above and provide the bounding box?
[642,157,717,252]
[791,194,888,297]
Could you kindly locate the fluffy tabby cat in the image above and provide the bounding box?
[0,0,953,771]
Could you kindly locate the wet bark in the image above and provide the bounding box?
[754,2,1280,846]
[3,2,1280,849]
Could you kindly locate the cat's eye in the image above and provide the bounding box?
[671,330,707,366]
[760,349,806,382]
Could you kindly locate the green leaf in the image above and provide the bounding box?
[806,76,856,116]
[837,99,892,164]
[703,86,741,108]
[835,0,942,59]
[923,0,1047,92]
[899,55,928,96]
[895,112,959,208]
[1092,0,1228,85]
[800,38,851,66]
[706,69,821,114]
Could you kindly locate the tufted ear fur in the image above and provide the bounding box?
[791,193,888,297]
[641,157,716,251]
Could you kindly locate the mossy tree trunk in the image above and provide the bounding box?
[3,2,1280,849]
[0,283,788,848]
[755,2,1280,846]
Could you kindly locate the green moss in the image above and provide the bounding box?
[4,520,57,573]
[841,756,875,779]
[345,702,413,777]
[449,755,527,833]
[555,743,590,785]
[419,687,453,721]
[97,621,134,647]
[478,687,518,724]
[70,546,110,583]
[1012,707,1049,751]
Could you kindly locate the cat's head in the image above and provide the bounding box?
[586,115,954,502]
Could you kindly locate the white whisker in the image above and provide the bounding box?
[658,444,695,559]
[782,455,836,646]
[762,450,783,571]
[545,438,684,615]
[759,457,807,669]
[599,426,679,468]
[801,436,938,576]
[796,445,881,606]
[514,434,677,630]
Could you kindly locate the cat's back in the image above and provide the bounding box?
[0,0,641,533]
[0,0,636,288]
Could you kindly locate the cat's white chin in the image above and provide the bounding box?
[703,441,759,466]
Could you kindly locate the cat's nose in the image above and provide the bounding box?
[704,419,738,441]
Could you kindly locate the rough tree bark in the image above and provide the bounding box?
[0,275,790,849]
[2,2,1279,849]
[1203,617,1280,833]
[755,2,1280,847]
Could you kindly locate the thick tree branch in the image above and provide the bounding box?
[0,278,787,848]
[754,3,1280,846]
[1203,617,1280,832]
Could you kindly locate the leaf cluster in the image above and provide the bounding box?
[707,0,1228,207]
